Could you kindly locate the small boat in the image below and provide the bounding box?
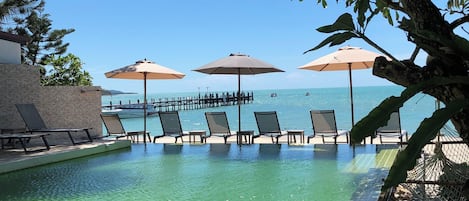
[270,93,277,97]
[102,103,158,119]
[305,92,310,96]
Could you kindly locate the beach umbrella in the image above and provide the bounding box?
[193,53,284,144]
[105,59,185,143]
[299,46,387,127]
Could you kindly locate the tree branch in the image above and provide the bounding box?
[450,15,469,30]
[373,56,424,87]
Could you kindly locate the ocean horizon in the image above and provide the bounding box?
[102,85,439,137]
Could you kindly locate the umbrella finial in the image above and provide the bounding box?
[137,58,153,64]
[230,53,248,57]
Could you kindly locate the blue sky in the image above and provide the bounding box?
[44,0,424,94]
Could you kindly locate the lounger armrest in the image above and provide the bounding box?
[337,130,349,136]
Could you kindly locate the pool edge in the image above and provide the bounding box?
[0,140,131,174]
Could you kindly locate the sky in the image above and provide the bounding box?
[43,0,426,94]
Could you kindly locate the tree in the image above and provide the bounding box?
[8,0,75,66]
[0,0,92,86]
[302,0,469,193]
[0,0,36,23]
[42,53,92,86]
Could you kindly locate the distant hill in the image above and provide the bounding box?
[102,89,137,95]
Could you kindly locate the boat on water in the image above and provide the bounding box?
[101,103,158,119]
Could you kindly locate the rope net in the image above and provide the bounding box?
[393,124,469,200]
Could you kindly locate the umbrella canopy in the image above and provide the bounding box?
[193,53,284,144]
[299,46,387,128]
[195,53,284,75]
[105,59,185,79]
[105,59,185,143]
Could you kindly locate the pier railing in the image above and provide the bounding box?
[103,91,254,112]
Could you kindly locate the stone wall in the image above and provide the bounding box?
[0,64,102,145]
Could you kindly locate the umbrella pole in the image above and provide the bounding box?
[348,63,354,144]
[237,69,242,145]
[143,72,147,144]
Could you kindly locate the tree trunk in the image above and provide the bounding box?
[372,0,469,143]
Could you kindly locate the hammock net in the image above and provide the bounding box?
[393,123,469,201]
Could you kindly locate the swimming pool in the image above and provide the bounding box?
[0,144,398,201]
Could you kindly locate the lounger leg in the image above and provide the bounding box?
[17,138,28,153]
[67,131,76,145]
[147,133,152,143]
[41,135,50,150]
[84,129,93,142]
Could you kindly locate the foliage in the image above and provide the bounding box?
[0,0,36,23]
[302,0,469,193]
[350,76,469,188]
[0,0,92,86]
[41,53,92,86]
[6,0,75,66]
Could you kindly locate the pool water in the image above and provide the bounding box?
[0,144,398,201]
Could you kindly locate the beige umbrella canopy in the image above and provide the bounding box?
[105,59,185,143]
[299,46,387,127]
[193,53,284,144]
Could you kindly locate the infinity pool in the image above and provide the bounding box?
[0,144,398,201]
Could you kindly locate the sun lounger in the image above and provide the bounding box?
[205,112,236,144]
[0,132,50,153]
[254,111,286,144]
[100,113,152,143]
[307,110,349,144]
[373,110,408,144]
[15,103,93,145]
[154,111,188,143]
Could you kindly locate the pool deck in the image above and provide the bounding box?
[0,134,392,175]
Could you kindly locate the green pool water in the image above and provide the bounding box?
[0,144,398,201]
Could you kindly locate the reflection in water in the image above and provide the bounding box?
[163,144,183,154]
[313,144,338,160]
[209,143,231,156]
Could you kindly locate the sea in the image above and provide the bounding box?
[101,85,440,137]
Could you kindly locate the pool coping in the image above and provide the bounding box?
[0,140,131,174]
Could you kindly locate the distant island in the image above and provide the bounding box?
[102,89,137,96]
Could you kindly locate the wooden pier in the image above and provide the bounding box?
[103,91,254,112]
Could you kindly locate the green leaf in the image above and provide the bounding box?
[316,13,355,33]
[330,32,355,46]
[303,32,357,54]
[356,0,370,27]
[317,0,327,8]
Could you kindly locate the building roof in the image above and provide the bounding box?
[0,31,29,44]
